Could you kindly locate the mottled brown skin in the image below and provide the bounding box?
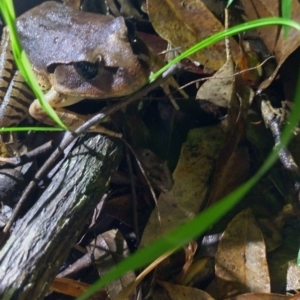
[1,1,152,133]
[16,1,151,97]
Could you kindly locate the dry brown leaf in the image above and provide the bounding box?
[286,259,300,292]
[235,40,264,87]
[227,292,300,300]
[140,123,226,247]
[158,280,215,300]
[147,0,240,70]
[196,52,235,107]
[256,218,282,252]
[215,208,270,299]
[206,143,249,206]
[50,278,107,299]
[205,80,253,206]
[239,0,300,91]
[87,230,135,299]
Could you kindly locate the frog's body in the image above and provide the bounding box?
[0,1,151,133]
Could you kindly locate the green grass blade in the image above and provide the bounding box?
[282,0,293,38]
[226,0,235,8]
[77,18,300,300]
[0,127,64,132]
[0,0,68,130]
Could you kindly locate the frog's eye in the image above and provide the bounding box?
[73,61,98,80]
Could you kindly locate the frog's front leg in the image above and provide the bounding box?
[0,71,34,127]
[29,88,122,137]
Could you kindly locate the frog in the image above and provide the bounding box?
[0,1,152,135]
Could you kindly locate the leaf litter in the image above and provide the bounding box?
[4,0,300,299]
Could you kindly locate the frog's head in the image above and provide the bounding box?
[48,17,151,98]
[17,2,152,98]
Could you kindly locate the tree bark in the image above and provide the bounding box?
[0,134,122,300]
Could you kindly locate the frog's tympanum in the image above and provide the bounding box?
[0,1,151,133]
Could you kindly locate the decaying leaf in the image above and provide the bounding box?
[256,218,282,252]
[205,78,253,206]
[147,0,240,70]
[239,0,300,91]
[158,280,215,300]
[215,208,270,299]
[286,259,300,292]
[140,123,226,247]
[227,292,300,300]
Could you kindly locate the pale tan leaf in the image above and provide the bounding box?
[286,259,300,292]
[227,292,299,300]
[215,208,270,299]
[50,278,89,297]
[158,281,215,300]
[196,55,235,107]
[147,0,240,70]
